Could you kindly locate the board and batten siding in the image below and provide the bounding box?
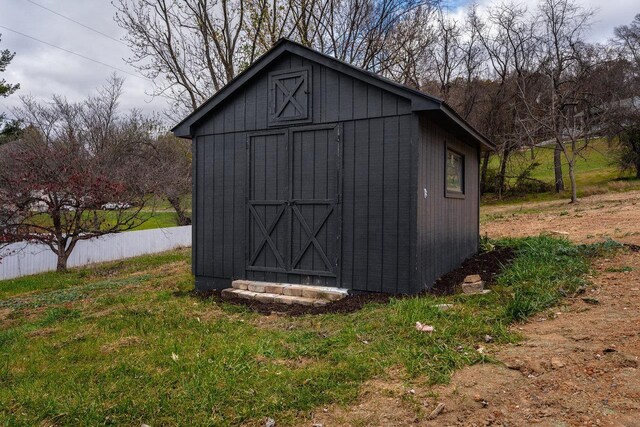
[342,115,413,293]
[416,114,480,290]
[192,51,416,292]
[192,54,411,136]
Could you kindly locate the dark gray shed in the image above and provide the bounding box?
[173,39,494,294]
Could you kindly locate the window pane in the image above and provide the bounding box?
[446,150,463,193]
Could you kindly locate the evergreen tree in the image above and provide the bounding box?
[0,34,20,144]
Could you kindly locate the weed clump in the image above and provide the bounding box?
[497,236,620,322]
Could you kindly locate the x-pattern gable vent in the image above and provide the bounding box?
[269,67,311,125]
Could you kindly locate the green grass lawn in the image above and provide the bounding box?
[485,139,640,205]
[132,211,189,230]
[0,237,617,426]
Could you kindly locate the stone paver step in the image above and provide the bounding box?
[231,280,347,301]
[221,288,330,306]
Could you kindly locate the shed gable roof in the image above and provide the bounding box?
[172,39,494,150]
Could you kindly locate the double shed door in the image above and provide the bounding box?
[247,124,341,285]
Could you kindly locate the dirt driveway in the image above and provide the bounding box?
[306,191,640,427]
[481,190,640,245]
[425,250,640,426]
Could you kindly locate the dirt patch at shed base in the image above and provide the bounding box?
[192,289,394,316]
[189,246,515,316]
[430,246,515,295]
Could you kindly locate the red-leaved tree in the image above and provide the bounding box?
[0,76,156,271]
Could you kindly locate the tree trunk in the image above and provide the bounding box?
[554,142,565,192]
[169,196,191,226]
[480,151,490,194]
[633,138,640,179]
[497,149,510,199]
[55,236,77,273]
[568,162,578,204]
[56,251,69,272]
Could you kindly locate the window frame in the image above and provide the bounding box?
[445,145,465,199]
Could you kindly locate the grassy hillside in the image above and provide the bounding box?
[485,139,640,204]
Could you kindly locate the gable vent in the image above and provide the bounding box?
[268,67,311,125]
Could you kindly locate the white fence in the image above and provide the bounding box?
[0,226,192,280]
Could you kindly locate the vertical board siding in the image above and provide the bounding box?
[341,115,412,292]
[353,79,368,120]
[351,119,369,290]
[233,132,245,278]
[192,51,416,292]
[203,135,214,277]
[192,53,411,137]
[367,86,382,117]
[341,121,356,287]
[367,118,384,292]
[382,91,397,116]
[397,114,412,293]
[339,74,354,121]
[255,70,268,130]
[382,116,399,293]
[223,133,235,277]
[416,115,480,290]
[325,69,340,122]
[305,58,323,124]
[191,138,198,275]
[212,134,224,275]
[245,83,257,131]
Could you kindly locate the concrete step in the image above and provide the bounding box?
[221,288,330,306]
[231,280,348,301]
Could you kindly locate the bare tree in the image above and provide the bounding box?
[144,133,193,225]
[430,12,463,102]
[242,0,298,63]
[614,13,640,73]
[494,2,540,195]
[0,77,156,271]
[114,0,245,116]
[515,0,595,202]
[316,0,431,74]
[470,2,537,197]
[114,0,437,117]
[535,0,594,195]
[382,4,437,88]
[456,6,487,120]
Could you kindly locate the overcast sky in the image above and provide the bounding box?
[0,0,638,124]
[0,0,165,119]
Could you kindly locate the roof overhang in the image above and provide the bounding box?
[413,103,494,151]
[172,38,494,151]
